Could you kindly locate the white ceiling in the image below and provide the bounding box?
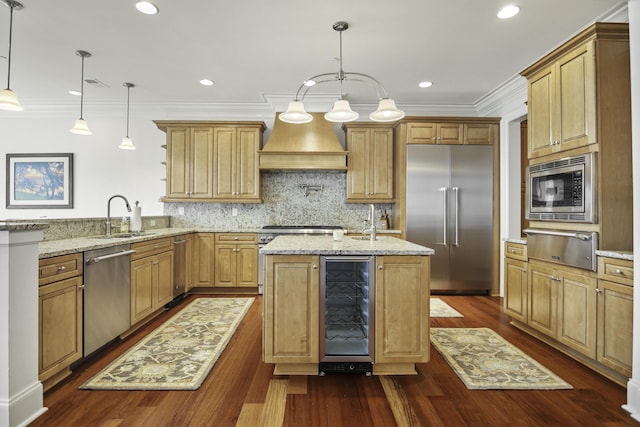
[0,0,629,113]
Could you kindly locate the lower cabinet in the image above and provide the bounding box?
[130,238,174,325]
[192,232,215,287]
[263,254,430,374]
[38,253,83,391]
[504,257,528,323]
[214,233,258,288]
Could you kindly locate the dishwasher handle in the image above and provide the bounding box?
[86,249,136,264]
[173,239,187,245]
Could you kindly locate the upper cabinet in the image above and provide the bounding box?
[405,120,498,145]
[521,23,630,160]
[154,121,266,203]
[343,123,394,203]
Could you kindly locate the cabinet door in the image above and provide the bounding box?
[346,127,393,201]
[213,127,236,199]
[528,65,556,159]
[597,280,633,377]
[375,256,430,363]
[346,128,369,199]
[235,127,261,200]
[214,243,236,287]
[558,269,596,358]
[155,251,174,307]
[503,258,527,323]
[407,122,437,144]
[237,244,258,287]
[193,233,215,287]
[369,128,394,199]
[263,255,319,364]
[438,123,464,144]
[38,276,83,382]
[190,128,215,199]
[528,261,558,337]
[464,123,497,145]
[131,257,155,324]
[166,127,191,199]
[557,42,596,151]
[185,233,194,292]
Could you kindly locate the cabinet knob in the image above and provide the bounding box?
[58,265,66,271]
[596,288,602,294]
[312,265,318,270]
[378,266,383,270]
[615,268,624,275]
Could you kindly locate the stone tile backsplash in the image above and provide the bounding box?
[166,172,393,230]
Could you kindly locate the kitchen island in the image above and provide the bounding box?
[261,235,434,376]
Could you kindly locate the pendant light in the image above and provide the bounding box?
[70,50,92,135]
[281,21,404,124]
[0,0,24,111]
[118,82,136,150]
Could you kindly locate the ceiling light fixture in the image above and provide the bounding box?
[118,82,136,150]
[199,79,214,86]
[418,81,433,88]
[280,21,405,124]
[135,1,158,15]
[497,5,520,19]
[70,50,92,135]
[0,0,24,111]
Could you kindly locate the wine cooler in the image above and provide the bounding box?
[319,256,375,375]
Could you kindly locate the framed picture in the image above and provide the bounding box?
[6,153,74,209]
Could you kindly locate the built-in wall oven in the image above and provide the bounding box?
[526,152,597,223]
[257,226,343,295]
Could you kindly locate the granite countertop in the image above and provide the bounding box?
[595,250,634,261]
[0,222,49,232]
[504,237,527,244]
[38,227,261,259]
[260,235,435,256]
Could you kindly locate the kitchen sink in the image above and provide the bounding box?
[350,236,382,241]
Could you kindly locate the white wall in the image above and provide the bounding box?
[0,113,167,220]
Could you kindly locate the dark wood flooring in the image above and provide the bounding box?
[30,295,637,426]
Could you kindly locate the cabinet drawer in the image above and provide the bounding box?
[131,237,173,260]
[39,253,83,286]
[505,242,527,261]
[215,233,258,244]
[598,257,633,286]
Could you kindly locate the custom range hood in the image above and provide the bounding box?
[258,112,347,170]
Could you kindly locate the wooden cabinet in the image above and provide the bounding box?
[375,256,430,365]
[263,255,320,367]
[154,121,266,203]
[163,126,214,200]
[464,123,498,145]
[527,260,596,358]
[192,233,215,287]
[503,242,528,323]
[406,122,463,144]
[214,233,258,288]
[184,233,194,293]
[596,256,633,377]
[344,124,394,202]
[38,253,83,391]
[521,23,630,160]
[213,126,262,202]
[130,237,174,325]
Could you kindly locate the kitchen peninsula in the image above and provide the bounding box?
[261,235,433,376]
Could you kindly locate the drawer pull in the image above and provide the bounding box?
[615,268,625,275]
[58,266,66,271]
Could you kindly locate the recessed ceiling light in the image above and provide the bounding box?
[69,90,82,96]
[497,5,520,19]
[135,2,158,15]
[200,79,214,86]
[418,81,433,88]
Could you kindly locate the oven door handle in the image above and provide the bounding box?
[523,228,594,241]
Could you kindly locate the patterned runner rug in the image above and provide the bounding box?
[430,327,572,390]
[430,298,464,317]
[80,297,254,390]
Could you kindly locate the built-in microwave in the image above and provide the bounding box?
[526,152,597,223]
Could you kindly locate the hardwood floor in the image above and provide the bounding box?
[30,295,636,426]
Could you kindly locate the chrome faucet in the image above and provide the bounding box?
[362,204,377,241]
[106,194,132,236]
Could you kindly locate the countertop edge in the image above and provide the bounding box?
[595,250,634,261]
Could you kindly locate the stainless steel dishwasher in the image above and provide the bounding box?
[83,244,136,356]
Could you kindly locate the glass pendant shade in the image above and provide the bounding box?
[70,118,92,135]
[324,100,359,123]
[119,137,136,150]
[0,88,23,111]
[369,99,405,122]
[279,101,313,124]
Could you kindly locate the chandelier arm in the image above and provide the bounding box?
[345,72,390,99]
[293,72,339,100]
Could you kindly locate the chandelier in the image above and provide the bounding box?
[279,21,405,124]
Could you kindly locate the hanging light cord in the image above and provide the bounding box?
[125,85,131,137]
[337,27,344,99]
[5,3,15,89]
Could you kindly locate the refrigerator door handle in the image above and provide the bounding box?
[452,187,459,247]
[439,187,448,246]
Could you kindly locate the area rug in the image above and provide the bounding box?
[430,327,572,390]
[80,297,254,390]
[430,298,464,317]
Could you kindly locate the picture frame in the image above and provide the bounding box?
[6,153,74,209]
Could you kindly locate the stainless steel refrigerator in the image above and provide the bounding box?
[406,145,493,293]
